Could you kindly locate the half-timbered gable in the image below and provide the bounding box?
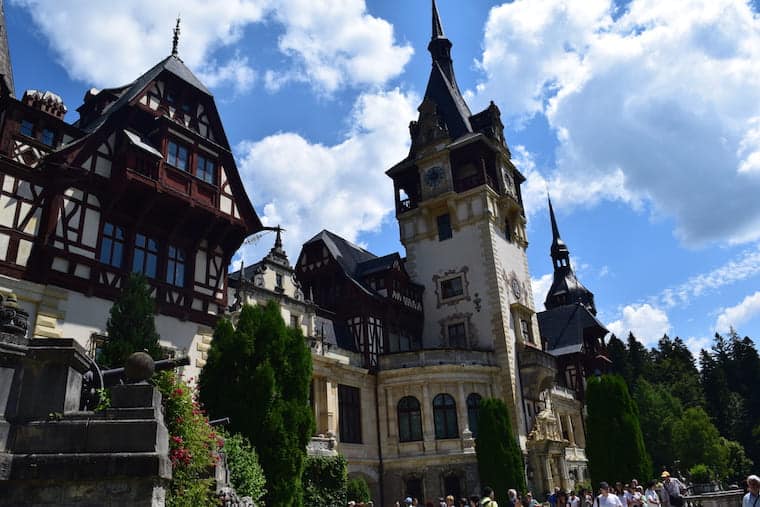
[0,44,262,370]
[296,230,424,369]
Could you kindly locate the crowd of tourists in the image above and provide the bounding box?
[378,472,760,507]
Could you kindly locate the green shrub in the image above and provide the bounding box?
[154,371,220,506]
[475,398,525,504]
[689,464,711,484]
[347,476,371,503]
[302,455,348,507]
[222,431,267,503]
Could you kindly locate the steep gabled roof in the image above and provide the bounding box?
[355,253,400,278]
[0,0,14,97]
[74,54,211,133]
[305,230,377,278]
[538,303,608,357]
[422,61,472,140]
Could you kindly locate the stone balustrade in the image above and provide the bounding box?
[683,489,744,507]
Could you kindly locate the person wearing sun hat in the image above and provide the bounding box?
[596,482,623,507]
[661,471,685,507]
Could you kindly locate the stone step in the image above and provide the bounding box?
[12,419,168,454]
[6,451,171,481]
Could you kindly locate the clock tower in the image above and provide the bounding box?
[386,0,539,440]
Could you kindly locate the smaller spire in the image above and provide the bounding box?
[274,225,283,252]
[432,0,445,39]
[171,17,181,57]
[547,194,570,268]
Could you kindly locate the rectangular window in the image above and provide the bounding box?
[99,222,125,268]
[440,276,464,299]
[521,319,534,344]
[166,245,185,287]
[276,273,283,288]
[166,140,189,171]
[338,384,362,444]
[132,233,158,278]
[290,315,299,329]
[41,128,55,146]
[20,120,34,137]
[437,213,452,241]
[196,154,216,184]
[447,322,467,348]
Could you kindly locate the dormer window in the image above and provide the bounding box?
[41,128,55,147]
[20,120,34,137]
[167,140,189,171]
[196,154,216,184]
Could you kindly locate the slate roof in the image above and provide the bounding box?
[422,60,472,140]
[538,303,608,357]
[0,1,14,96]
[355,253,399,278]
[75,55,211,133]
[305,230,378,278]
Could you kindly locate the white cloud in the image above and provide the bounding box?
[474,0,760,246]
[12,0,411,94]
[269,0,414,94]
[236,88,418,261]
[715,291,760,333]
[607,303,671,346]
[11,0,270,89]
[197,53,256,94]
[531,272,554,310]
[684,335,712,362]
[657,246,760,308]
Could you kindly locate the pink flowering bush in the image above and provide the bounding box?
[154,371,221,506]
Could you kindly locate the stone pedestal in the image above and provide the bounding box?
[0,336,172,506]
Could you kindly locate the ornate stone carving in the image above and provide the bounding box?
[0,293,29,338]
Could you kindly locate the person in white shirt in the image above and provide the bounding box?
[597,482,623,507]
[644,481,660,507]
[743,474,760,507]
[569,491,581,507]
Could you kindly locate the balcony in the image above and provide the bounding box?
[397,198,418,213]
[379,348,496,370]
[518,345,557,399]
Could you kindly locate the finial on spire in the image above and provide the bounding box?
[171,17,181,56]
[432,0,445,39]
[274,225,283,251]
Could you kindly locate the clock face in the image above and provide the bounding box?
[424,166,444,189]
[511,278,521,299]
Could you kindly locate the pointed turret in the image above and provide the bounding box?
[544,197,597,315]
[0,0,15,96]
[414,0,472,143]
[264,225,290,267]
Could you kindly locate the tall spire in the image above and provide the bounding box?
[544,196,596,315]
[548,195,570,269]
[0,0,15,96]
[427,0,455,84]
[432,0,444,39]
[171,17,181,57]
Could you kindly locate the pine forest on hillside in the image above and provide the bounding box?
[605,329,759,484]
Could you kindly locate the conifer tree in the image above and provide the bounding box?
[586,375,652,485]
[475,398,525,503]
[99,273,162,367]
[199,301,313,507]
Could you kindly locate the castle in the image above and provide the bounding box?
[0,0,609,503]
[230,2,609,503]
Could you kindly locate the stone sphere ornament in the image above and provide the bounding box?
[124,351,156,381]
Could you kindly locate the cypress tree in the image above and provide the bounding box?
[475,398,525,503]
[199,301,313,506]
[99,273,162,368]
[586,375,652,485]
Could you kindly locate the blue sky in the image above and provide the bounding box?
[6,0,760,357]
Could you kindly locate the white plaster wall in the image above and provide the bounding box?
[58,290,206,377]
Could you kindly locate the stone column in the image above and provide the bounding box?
[565,415,576,445]
[422,383,434,451]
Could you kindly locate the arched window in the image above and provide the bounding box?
[397,396,423,442]
[466,393,482,437]
[433,393,458,439]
